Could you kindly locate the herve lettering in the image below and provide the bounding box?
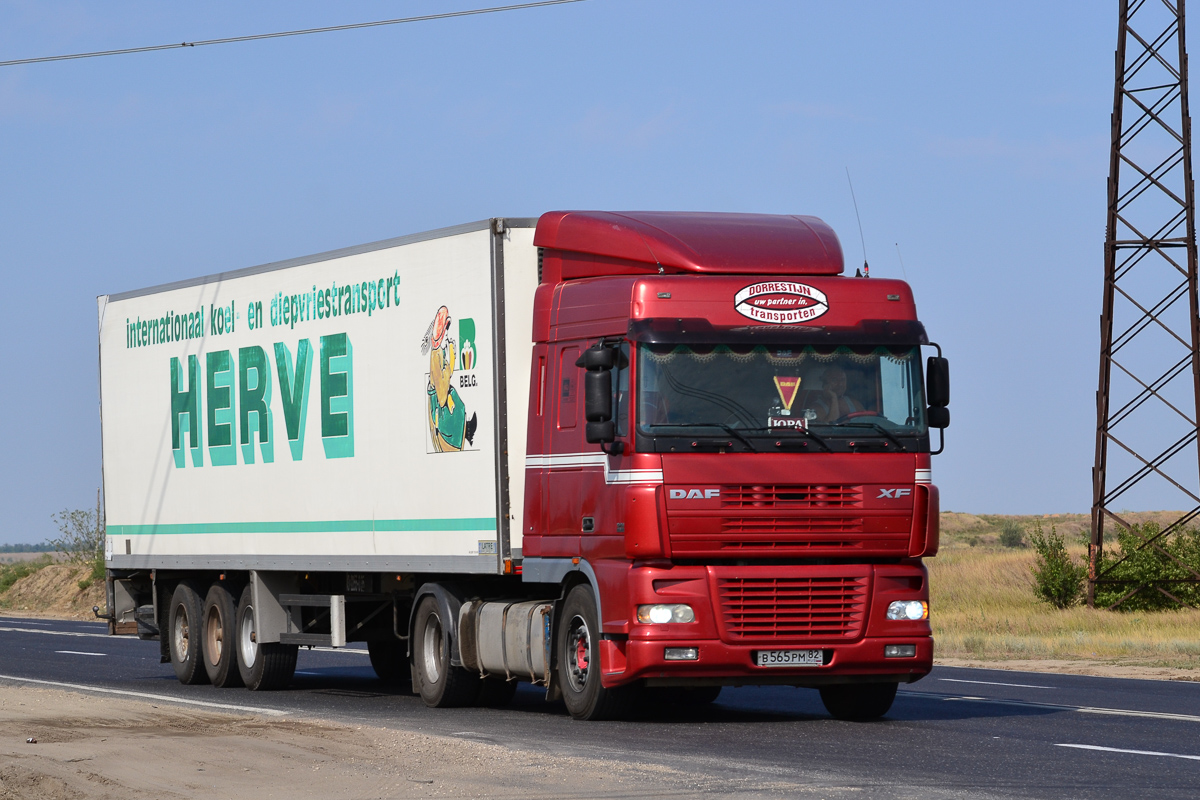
[169,335,352,468]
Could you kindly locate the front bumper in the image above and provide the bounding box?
[601,634,932,688]
[597,560,933,688]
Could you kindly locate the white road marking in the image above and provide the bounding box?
[1056,743,1200,762]
[0,626,116,639]
[0,674,289,716]
[294,671,321,675]
[939,678,1052,689]
[903,691,1200,723]
[54,651,106,657]
[0,619,53,626]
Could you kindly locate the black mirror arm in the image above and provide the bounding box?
[930,427,945,456]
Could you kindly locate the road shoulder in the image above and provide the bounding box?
[936,658,1200,682]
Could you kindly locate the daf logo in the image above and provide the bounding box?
[877,488,912,499]
[670,488,720,500]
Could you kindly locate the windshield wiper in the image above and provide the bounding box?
[646,422,759,452]
[741,426,832,452]
[838,422,908,452]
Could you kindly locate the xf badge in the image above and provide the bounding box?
[877,488,913,499]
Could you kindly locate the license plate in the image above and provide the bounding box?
[754,649,824,668]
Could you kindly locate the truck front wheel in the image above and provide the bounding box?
[234,584,297,691]
[169,582,210,685]
[557,585,637,721]
[412,596,479,707]
[819,681,898,721]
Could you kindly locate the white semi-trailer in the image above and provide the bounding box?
[100,219,539,696]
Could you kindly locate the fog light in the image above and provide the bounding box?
[884,644,917,658]
[637,604,696,624]
[664,647,699,661]
[886,600,928,621]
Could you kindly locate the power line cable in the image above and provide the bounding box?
[0,0,587,68]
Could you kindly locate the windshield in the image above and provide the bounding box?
[637,343,926,439]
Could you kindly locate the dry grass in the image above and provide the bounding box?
[929,532,1200,668]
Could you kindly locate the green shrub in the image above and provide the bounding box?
[77,552,106,591]
[1093,523,1200,611]
[1029,522,1085,608]
[999,520,1025,548]
[49,490,105,565]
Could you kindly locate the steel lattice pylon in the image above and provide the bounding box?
[1091,0,1200,608]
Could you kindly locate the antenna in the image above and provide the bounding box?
[845,168,869,278]
[895,243,909,281]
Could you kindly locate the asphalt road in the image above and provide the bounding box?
[1,615,1198,799]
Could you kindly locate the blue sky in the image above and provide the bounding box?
[0,1,1169,543]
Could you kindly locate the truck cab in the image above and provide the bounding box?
[519,211,947,720]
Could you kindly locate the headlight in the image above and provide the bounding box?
[886,600,928,621]
[637,604,696,624]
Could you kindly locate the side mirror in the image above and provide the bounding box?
[926,356,949,409]
[578,344,616,443]
[584,369,612,423]
[927,405,950,429]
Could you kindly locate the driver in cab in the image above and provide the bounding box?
[813,365,864,422]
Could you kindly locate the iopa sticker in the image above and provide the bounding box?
[733,281,829,324]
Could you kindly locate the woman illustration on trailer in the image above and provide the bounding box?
[422,306,477,452]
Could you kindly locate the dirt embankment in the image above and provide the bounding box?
[0,565,105,620]
[0,686,806,800]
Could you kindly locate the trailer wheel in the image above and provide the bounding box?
[202,584,244,688]
[235,583,298,691]
[412,596,479,707]
[368,639,412,691]
[819,682,898,721]
[557,585,637,721]
[168,582,210,685]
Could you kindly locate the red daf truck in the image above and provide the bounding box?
[99,211,947,721]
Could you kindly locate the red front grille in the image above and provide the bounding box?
[716,575,869,640]
[721,485,862,509]
[720,517,864,534]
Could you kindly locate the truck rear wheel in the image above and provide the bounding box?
[202,584,243,688]
[558,585,637,721]
[169,582,210,685]
[368,639,412,691]
[819,681,898,721]
[412,596,479,707]
[234,584,298,691]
